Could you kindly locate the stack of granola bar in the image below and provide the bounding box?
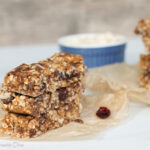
[0,52,86,138]
[135,19,150,89]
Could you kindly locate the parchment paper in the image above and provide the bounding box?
[87,63,150,104]
[0,91,128,141]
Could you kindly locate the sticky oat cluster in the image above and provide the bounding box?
[135,19,150,89]
[0,52,86,138]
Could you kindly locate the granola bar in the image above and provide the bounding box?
[135,19,150,36]
[0,82,84,116]
[4,52,86,97]
[0,52,86,138]
[0,99,81,138]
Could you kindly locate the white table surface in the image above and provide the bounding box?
[0,38,149,150]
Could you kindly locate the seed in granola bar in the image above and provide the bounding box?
[96,107,111,119]
[2,95,14,104]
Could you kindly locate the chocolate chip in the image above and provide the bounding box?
[41,113,47,119]
[60,73,66,80]
[69,71,80,79]
[57,87,68,101]
[2,96,14,104]
[54,70,60,77]
[54,71,65,80]
[54,70,80,81]
[65,72,80,81]
[15,92,22,96]
[29,129,36,138]
[17,127,24,133]
[39,114,47,124]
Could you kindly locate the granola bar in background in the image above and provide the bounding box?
[135,19,150,36]
[135,19,150,89]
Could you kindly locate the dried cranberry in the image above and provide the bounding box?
[96,107,111,119]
